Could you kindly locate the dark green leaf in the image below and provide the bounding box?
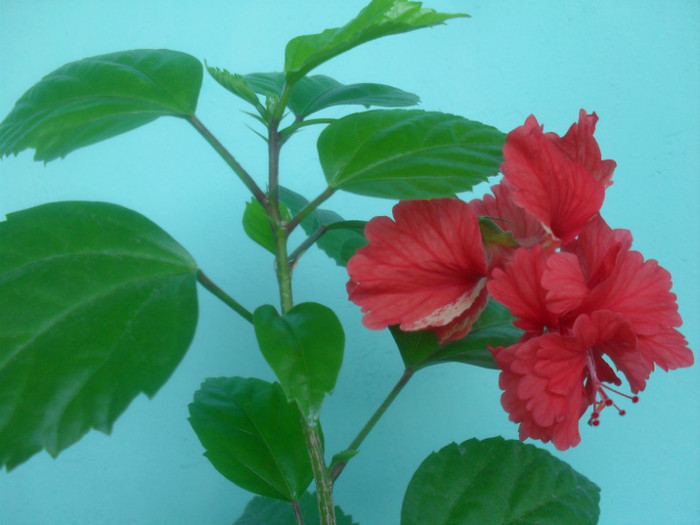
[318,109,506,199]
[234,492,358,525]
[279,186,367,266]
[253,303,344,422]
[0,49,203,161]
[284,0,469,84]
[206,62,262,109]
[188,377,313,501]
[401,437,601,525]
[0,201,198,470]
[242,198,290,254]
[288,75,419,118]
[390,300,522,370]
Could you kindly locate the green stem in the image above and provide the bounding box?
[286,187,336,233]
[303,419,335,525]
[292,500,304,525]
[288,225,329,267]
[196,270,253,323]
[279,117,336,140]
[188,114,268,206]
[330,368,415,482]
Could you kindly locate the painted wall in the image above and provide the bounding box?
[1,1,698,524]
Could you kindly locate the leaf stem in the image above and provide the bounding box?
[288,225,329,267]
[196,270,253,323]
[292,499,305,525]
[286,187,336,233]
[280,117,336,139]
[188,114,268,206]
[330,368,415,482]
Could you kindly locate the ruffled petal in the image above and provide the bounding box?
[542,252,589,317]
[501,114,606,246]
[487,245,558,332]
[347,199,488,339]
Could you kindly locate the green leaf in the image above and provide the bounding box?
[206,62,262,109]
[284,0,468,84]
[0,201,198,470]
[242,198,291,254]
[288,75,419,118]
[0,49,203,161]
[390,300,522,371]
[188,377,313,501]
[234,492,358,525]
[245,72,286,99]
[318,109,506,199]
[401,437,601,525]
[253,303,344,422]
[279,186,367,266]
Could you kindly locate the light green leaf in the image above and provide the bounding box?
[188,377,313,501]
[401,437,601,525]
[279,186,367,266]
[288,75,419,118]
[245,72,286,99]
[234,492,358,525]
[253,303,344,422]
[318,109,506,199]
[206,62,262,109]
[284,0,468,84]
[0,201,198,470]
[242,198,290,254]
[0,49,203,161]
[390,300,522,371]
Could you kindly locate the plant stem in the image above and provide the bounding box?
[196,270,253,323]
[330,368,415,482]
[303,419,335,525]
[288,225,329,267]
[286,187,336,233]
[188,114,268,206]
[292,500,305,525]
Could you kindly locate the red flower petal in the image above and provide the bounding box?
[487,245,558,332]
[501,114,607,246]
[346,199,488,342]
[542,252,589,316]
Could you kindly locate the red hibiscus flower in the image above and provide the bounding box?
[347,198,489,344]
[488,216,693,449]
[500,110,616,247]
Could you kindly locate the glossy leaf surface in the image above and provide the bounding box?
[401,437,600,525]
[234,492,357,525]
[284,0,468,84]
[279,186,367,266]
[318,109,506,199]
[0,49,203,161]
[390,300,522,370]
[253,302,344,421]
[188,377,313,501]
[242,198,290,255]
[0,201,198,470]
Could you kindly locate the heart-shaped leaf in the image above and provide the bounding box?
[253,303,344,422]
[234,492,358,525]
[318,109,506,199]
[279,186,367,266]
[188,377,313,501]
[284,0,468,84]
[401,437,600,525]
[0,201,198,470]
[0,49,203,161]
[390,300,522,371]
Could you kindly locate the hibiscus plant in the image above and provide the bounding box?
[0,1,693,524]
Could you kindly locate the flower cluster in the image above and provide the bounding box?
[346,110,693,450]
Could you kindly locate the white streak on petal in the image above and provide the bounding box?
[401,279,487,331]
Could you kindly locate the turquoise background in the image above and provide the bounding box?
[1,1,698,524]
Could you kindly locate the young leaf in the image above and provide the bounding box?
[0,201,199,470]
[318,109,506,199]
[390,300,522,370]
[242,198,291,254]
[205,62,262,110]
[234,492,358,525]
[279,186,367,266]
[253,303,344,422]
[284,0,469,84]
[188,377,313,501]
[401,437,601,525]
[0,49,203,161]
[287,75,419,118]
